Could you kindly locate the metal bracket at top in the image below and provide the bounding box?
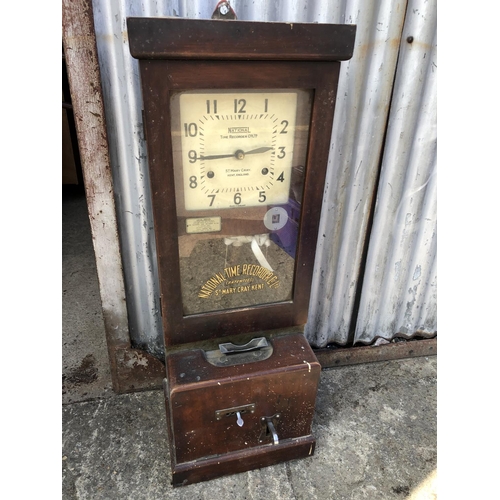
[211,1,237,20]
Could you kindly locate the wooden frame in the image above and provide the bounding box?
[128,18,356,348]
[138,59,340,346]
[127,17,356,62]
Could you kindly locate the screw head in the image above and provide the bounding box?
[407,36,414,43]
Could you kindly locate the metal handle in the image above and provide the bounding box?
[260,414,280,445]
[266,418,279,445]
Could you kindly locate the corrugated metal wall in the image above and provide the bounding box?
[353,1,437,344]
[305,0,437,346]
[92,0,437,356]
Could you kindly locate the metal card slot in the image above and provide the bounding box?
[219,337,268,354]
[215,403,256,420]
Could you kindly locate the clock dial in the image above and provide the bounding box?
[175,90,298,210]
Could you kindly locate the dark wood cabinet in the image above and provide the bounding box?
[128,17,356,486]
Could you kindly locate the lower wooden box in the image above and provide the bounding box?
[163,333,321,486]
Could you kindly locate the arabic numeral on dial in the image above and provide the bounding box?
[234,192,242,205]
[206,99,218,114]
[264,99,268,112]
[280,120,289,134]
[208,194,216,206]
[189,176,198,189]
[277,172,285,182]
[184,123,198,137]
[234,99,246,113]
[258,191,266,203]
[188,150,197,163]
[277,147,286,159]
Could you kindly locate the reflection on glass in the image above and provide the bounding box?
[170,89,312,315]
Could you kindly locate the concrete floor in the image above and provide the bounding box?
[62,188,437,499]
[62,187,113,405]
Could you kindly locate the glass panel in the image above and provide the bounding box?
[170,89,313,315]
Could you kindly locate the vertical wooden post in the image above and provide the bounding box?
[62,0,164,392]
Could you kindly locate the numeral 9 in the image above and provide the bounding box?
[188,150,197,163]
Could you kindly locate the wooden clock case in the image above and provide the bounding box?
[128,17,356,486]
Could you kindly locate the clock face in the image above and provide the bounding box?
[170,88,312,316]
[173,90,299,211]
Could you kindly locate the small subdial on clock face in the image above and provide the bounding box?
[177,91,298,210]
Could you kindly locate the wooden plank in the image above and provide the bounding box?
[314,338,437,368]
[127,17,356,61]
[171,435,316,486]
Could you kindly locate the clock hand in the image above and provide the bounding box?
[244,147,274,155]
[199,153,235,161]
[200,147,273,161]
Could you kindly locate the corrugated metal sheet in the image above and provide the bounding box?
[92,0,164,357]
[91,0,437,356]
[353,0,437,343]
[305,0,410,347]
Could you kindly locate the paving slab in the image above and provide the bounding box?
[62,356,436,500]
[62,188,113,405]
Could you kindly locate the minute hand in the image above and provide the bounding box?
[244,147,274,155]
